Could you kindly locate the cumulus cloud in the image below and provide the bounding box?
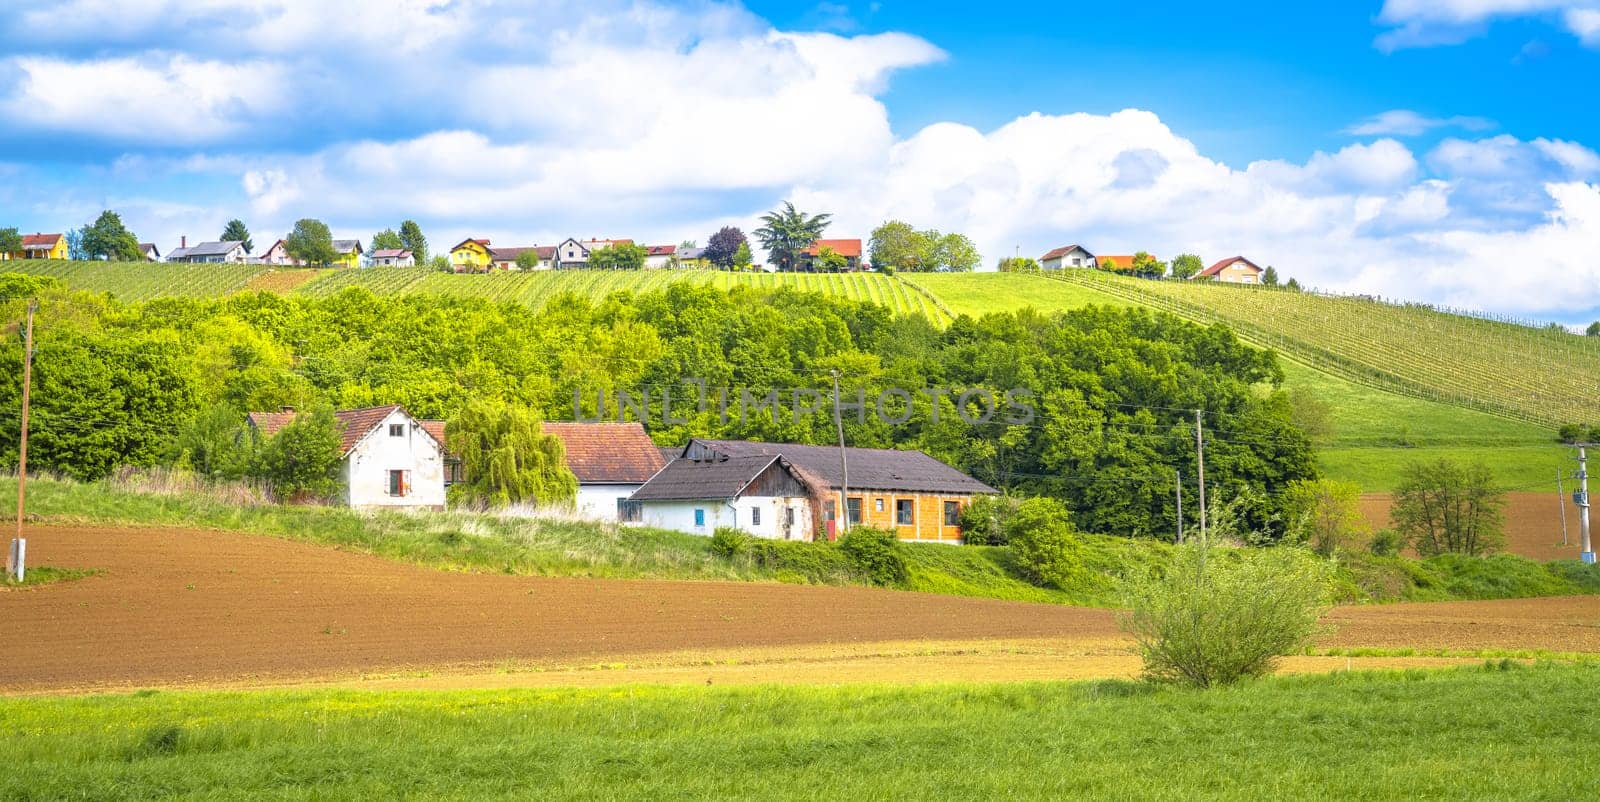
[1375,0,1600,50]
[1345,110,1495,137]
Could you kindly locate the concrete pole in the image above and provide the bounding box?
[1579,446,1593,564]
[831,370,849,537]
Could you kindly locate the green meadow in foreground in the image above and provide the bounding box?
[3,664,1595,800]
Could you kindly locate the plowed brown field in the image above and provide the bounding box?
[3,525,1597,694]
[1360,492,1577,561]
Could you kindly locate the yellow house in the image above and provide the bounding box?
[6,233,68,261]
[450,238,493,272]
[332,239,364,269]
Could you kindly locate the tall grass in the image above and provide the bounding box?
[3,664,1597,799]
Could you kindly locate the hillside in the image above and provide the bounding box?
[1,260,1572,491]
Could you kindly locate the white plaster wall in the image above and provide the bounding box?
[344,409,447,510]
[637,496,813,540]
[575,484,641,521]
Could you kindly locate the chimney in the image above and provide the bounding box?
[181,235,187,248]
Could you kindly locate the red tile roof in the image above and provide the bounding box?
[1198,256,1262,277]
[20,233,63,250]
[541,421,667,484]
[372,249,412,259]
[1096,254,1151,269]
[246,405,415,457]
[801,239,862,258]
[419,420,447,450]
[646,245,676,256]
[1040,244,1091,261]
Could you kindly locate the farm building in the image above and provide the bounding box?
[246,405,449,511]
[643,245,677,269]
[170,239,247,263]
[794,239,863,271]
[1197,255,1265,284]
[541,421,668,522]
[138,243,161,262]
[628,453,818,540]
[1039,244,1096,269]
[490,245,555,270]
[553,238,634,269]
[635,439,996,542]
[678,247,709,268]
[370,248,415,267]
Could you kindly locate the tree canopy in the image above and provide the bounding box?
[754,201,831,272]
[0,228,22,255]
[398,220,428,264]
[868,221,979,272]
[588,243,646,270]
[1170,254,1204,280]
[371,228,404,252]
[446,399,578,508]
[515,250,542,270]
[222,219,253,253]
[704,226,747,269]
[81,211,142,262]
[1390,458,1505,556]
[285,219,337,266]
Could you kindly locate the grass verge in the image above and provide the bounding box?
[2,664,1596,799]
[1,566,98,589]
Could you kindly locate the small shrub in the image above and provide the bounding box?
[129,724,186,759]
[1369,529,1404,556]
[839,526,909,587]
[1119,541,1331,688]
[1006,498,1083,588]
[959,495,1019,545]
[710,527,750,559]
[748,540,855,584]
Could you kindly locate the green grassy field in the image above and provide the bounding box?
[1048,270,1595,428]
[900,271,1130,316]
[4,664,1595,799]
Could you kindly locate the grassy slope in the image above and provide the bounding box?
[5,665,1597,799]
[11,476,1599,605]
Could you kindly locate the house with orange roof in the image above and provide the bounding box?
[795,238,862,272]
[540,421,668,522]
[245,405,449,510]
[1196,255,1265,284]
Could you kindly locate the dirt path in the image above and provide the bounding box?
[3,525,1597,694]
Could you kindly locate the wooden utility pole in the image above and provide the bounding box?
[1194,409,1206,543]
[1175,469,1184,544]
[830,370,850,537]
[10,300,36,581]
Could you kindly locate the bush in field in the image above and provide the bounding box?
[1369,529,1404,556]
[252,405,342,501]
[1282,479,1369,556]
[1006,497,1083,588]
[710,527,750,559]
[959,494,1020,545]
[1120,540,1331,687]
[839,526,909,586]
[1391,458,1505,556]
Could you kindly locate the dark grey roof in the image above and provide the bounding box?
[685,439,996,495]
[182,240,244,257]
[658,446,679,463]
[333,240,362,253]
[628,454,784,501]
[681,247,705,259]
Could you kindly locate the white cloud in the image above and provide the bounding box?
[1345,110,1495,136]
[1,54,286,143]
[1375,0,1600,49]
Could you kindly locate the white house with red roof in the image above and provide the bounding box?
[642,244,677,269]
[1197,256,1264,284]
[540,421,668,521]
[795,238,862,271]
[370,248,415,267]
[1039,244,1096,270]
[246,405,448,510]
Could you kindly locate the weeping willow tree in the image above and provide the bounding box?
[445,400,578,508]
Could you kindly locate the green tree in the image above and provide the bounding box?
[0,227,21,256]
[1285,277,1302,292]
[1586,321,1600,337]
[1391,458,1506,556]
[252,406,343,500]
[997,257,1039,272]
[1170,253,1204,279]
[398,220,428,264]
[285,218,337,266]
[221,219,253,253]
[168,402,252,479]
[370,228,404,252]
[80,211,141,261]
[1120,539,1331,687]
[1282,479,1369,556]
[1130,251,1162,277]
[815,245,848,272]
[445,400,578,507]
[515,249,542,270]
[1097,257,1121,273]
[1006,497,1083,588]
[429,254,450,271]
[588,243,647,270]
[868,220,925,272]
[958,494,1020,545]
[933,232,980,271]
[732,241,753,270]
[754,201,831,271]
[65,228,86,260]
[1262,265,1280,286]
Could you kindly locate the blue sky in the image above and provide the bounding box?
[1,1,1598,322]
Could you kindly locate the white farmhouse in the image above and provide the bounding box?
[540,421,667,522]
[1039,244,1096,270]
[628,453,817,540]
[170,239,248,264]
[246,405,449,510]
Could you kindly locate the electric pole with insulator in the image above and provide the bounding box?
[1577,446,1593,564]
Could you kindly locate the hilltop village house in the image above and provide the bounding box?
[138,243,161,262]
[491,245,554,271]
[541,422,668,522]
[630,439,995,542]
[169,239,247,263]
[246,405,450,510]
[1198,256,1265,284]
[795,239,863,271]
[2,233,68,260]
[332,240,364,269]
[257,239,293,265]
[370,248,415,267]
[1039,244,1096,269]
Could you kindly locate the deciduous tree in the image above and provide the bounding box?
[588,242,646,270]
[252,406,343,500]
[997,257,1039,272]
[1262,265,1280,286]
[1282,479,1369,556]
[81,211,142,261]
[515,249,542,270]
[1391,458,1506,556]
[285,218,337,266]
[446,400,577,507]
[704,226,747,269]
[1170,253,1203,279]
[0,227,22,257]
[398,220,428,264]
[370,228,404,252]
